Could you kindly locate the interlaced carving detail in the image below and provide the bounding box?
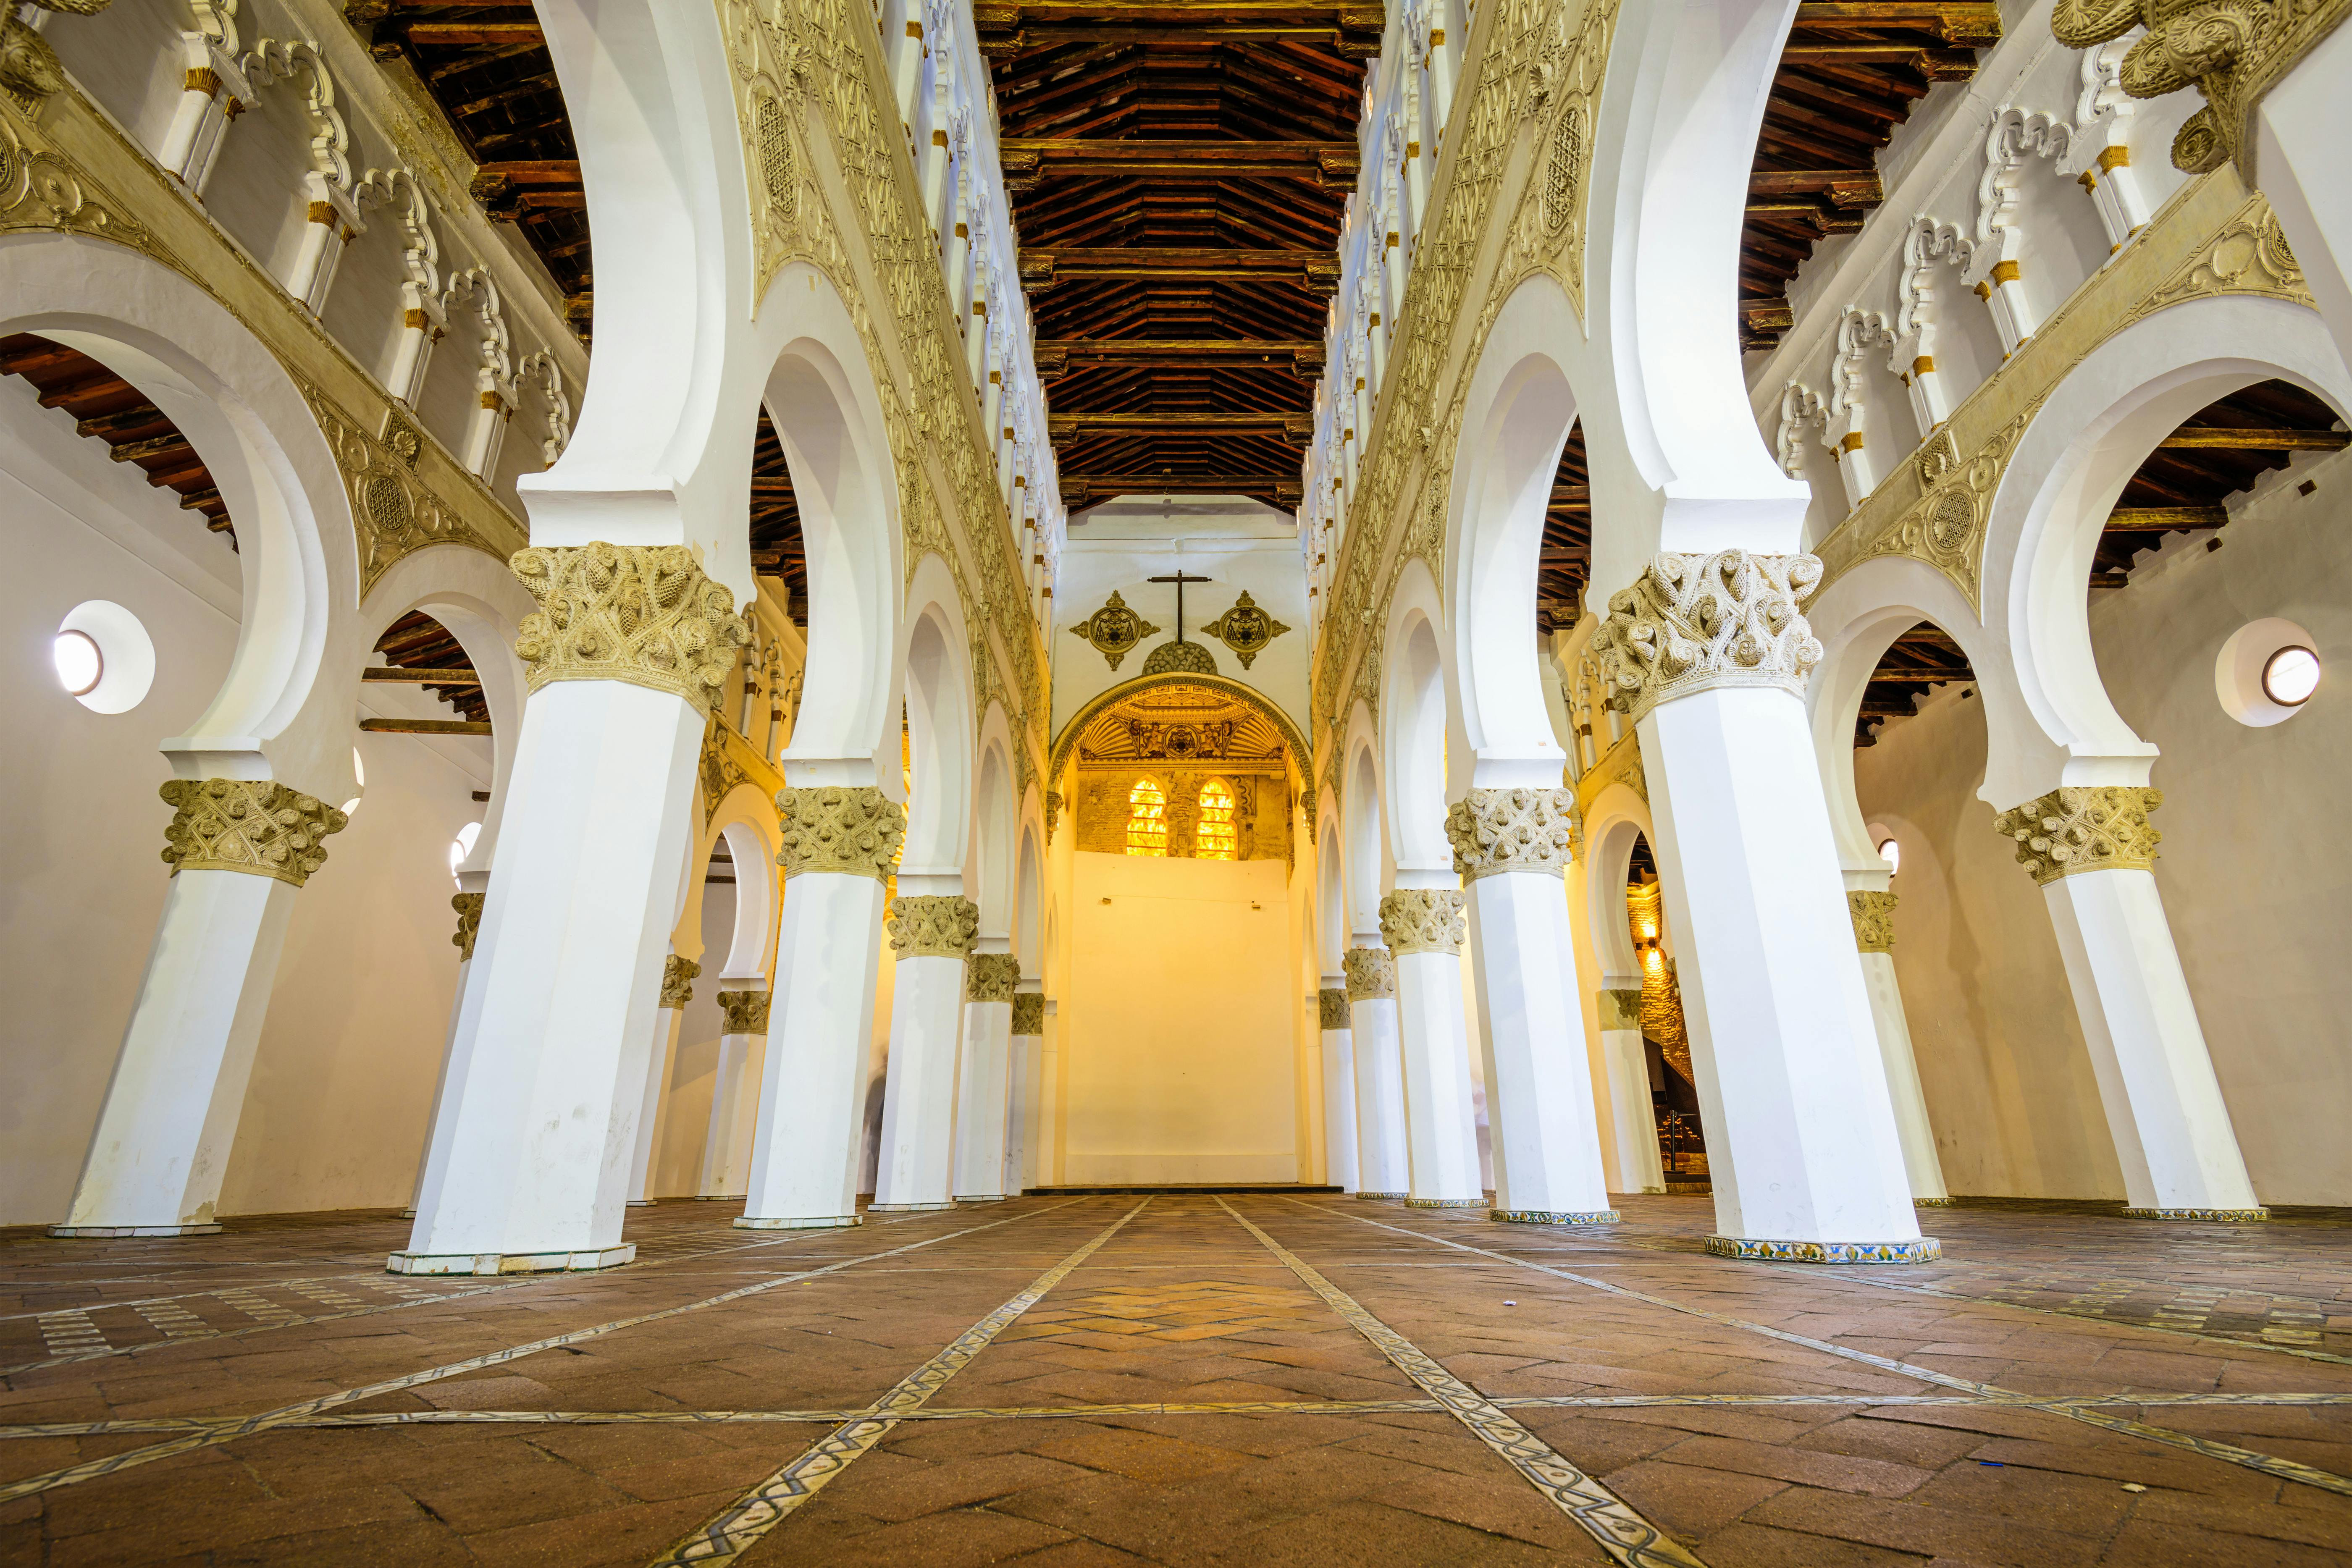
[888,895,979,960]
[1318,988,1350,1030]
[1342,945,1395,1002]
[660,955,701,1009]
[1848,891,1898,953]
[1590,552,1825,724]
[966,953,1021,1003]
[775,787,906,880]
[451,892,484,960]
[158,779,347,887]
[1445,788,1579,882]
[1994,787,2163,884]
[1011,992,1046,1034]
[510,543,751,714]
[719,989,772,1033]
[1379,890,1466,956]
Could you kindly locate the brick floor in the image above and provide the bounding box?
[0,1193,2348,1565]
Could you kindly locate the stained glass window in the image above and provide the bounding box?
[1196,779,1237,860]
[1126,777,1168,856]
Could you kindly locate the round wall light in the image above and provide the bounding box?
[2217,619,2321,728]
[54,601,156,713]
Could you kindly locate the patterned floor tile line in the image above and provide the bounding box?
[1215,1196,1706,1568]
[0,1274,386,1324]
[0,1199,1091,1505]
[648,1198,1154,1568]
[1320,1204,2352,1502]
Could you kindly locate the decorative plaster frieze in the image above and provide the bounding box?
[888,895,980,960]
[451,892,483,960]
[1378,889,1466,956]
[1848,891,1898,953]
[1445,787,1579,882]
[718,989,772,1033]
[1342,945,1395,1002]
[1993,786,2163,884]
[509,543,751,714]
[1589,552,1825,724]
[659,954,701,1009]
[775,787,905,881]
[1318,989,1350,1030]
[1011,992,1045,1034]
[966,953,1021,1004]
[158,778,347,887]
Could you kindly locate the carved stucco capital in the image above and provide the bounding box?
[966,952,1022,1003]
[775,787,906,880]
[1848,891,1898,953]
[1589,551,1824,724]
[660,954,701,1009]
[1342,945,1394,1002]
[1379,889,1465,956]
[451,892,484,961]
[1317,988,1350,1030]
[889,895,979,959]
[1596,988,1643,1031]
[159,779,348,887]
[510,543,751,715]
[1445,787,1579,882]
[717,989,771,1033]
[1011,992,1046,1034]
[1993,786,2163,884]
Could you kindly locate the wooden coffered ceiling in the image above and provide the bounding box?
[985,6,1368,512]
[0,334,236,543]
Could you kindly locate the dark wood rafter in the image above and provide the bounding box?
[987,20,1367,511]
[0,333,235,544]
[1854,622,1973,746]
[373,609,489,723]
[748,409,807,623]
[1740,1,2000,351]
[1538,422,1589,636]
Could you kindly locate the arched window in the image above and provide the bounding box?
[1126,778,1168,856]
[1196,779,1237,860]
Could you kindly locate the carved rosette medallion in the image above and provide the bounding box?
[1993,787,2163,884]
[1202,590,1292,670]
[659,955,701,1009]
[888,896,980,960]
[1011,992,1046,1035]
[1378,890,1466,957]
[966,952,1021,1004]
[451,892,485,961]
[775,787,906,881]
[1341,945,1395,1002]
[1445,787,1579,882]
[1067,590,1159,670]
[1317,988,1350,1030]
[1590,551,1825,724]
[158,779,348,887]
[718,989,772,1034]
[1596,988,1643,1032]
[510,543,751,714]
[1848,891,1898,954]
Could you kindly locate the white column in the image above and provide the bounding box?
[738,787,902,1230]
[1450,790,1618,1223]
[1596,552,1929,1263]
[396,545,746,1275]
[629,957,695,1206]
[954,953,1019,1201]
[1847,890,1949,1205]
[1007,987,1044,1194]
[696,986,769,1201]
[156,33,250,195]
[1345,945,1409,1198]
[2258,23,2352,379]
[872,894,978,1211]
[407,889,486,1219]
[1379,892,1487,1209]
[55,780,345,1236]
[1318,982,1359,1193]
[1596,988,1665,1196]
[1996,789,2264,1218]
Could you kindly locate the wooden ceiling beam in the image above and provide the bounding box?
[363,666,484,685]
[2158,427,2349,450]
[401,20,543,45]
[2104,505,2229,531]
[1050,410,1315,438]
[1036,338,1323,376]
[1790,0,2001,45]
[1022,247,1340,288]
[1000,139,1357,189]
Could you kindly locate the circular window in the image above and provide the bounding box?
[1877,836,1901,876]
[342,747,365,817]
[450,820,482,886]
[53,601,157,713]
[2217,619,2321,727]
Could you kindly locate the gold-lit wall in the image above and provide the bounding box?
[1072,767,1292,863]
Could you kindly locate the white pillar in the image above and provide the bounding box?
[156,32,250,195]
[1449,790,1618,1223]
[407,889,485,1219]
[396,545,747,1275]
[55,781,345,1237]
[954,953,1019,1201]
[1318,982,1359,1192]
[628,961,695,1206]
[1595,552,1930,1263]
[1848,890,1949,1205]
[1008,987,1044,1194]
[1996,789,2264,1218]
[1596,988,1665,1195]
[738,787,902,1230]
[872,894,978,1211]
[1379,892,1486,1209]
[697,986,769,1200]
[1345,944,1409,1198]
[2258,23,2352,380]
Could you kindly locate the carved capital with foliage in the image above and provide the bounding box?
[509,543,750,714]
[1317,988,1350,1030]
[1379,889,1465,956]
[1596,988,1642,1031]
[1590,551,1824,724]
[1011,991,1046,1034]
[966,952,1022,1003]
[1445,787,1579,882]
[1848,891,1898,953]
[889,896,979,959]
[451,892,484,960]
[159,779,347,887]
[1994,787,2163,884]
[718,989,771,1033]
[776,787,906,880]
[1342,945,1394,1002]
[660,954,701,1009]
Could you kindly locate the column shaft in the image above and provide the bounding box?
[1350,1000,1409,1197]
[872,954,968,1210]
[1320,984,1360,1193]
[628,1007,685,1205]
[1595,989,1664,1195]
[953,1000,1013,1200]
[1393,951,1486,1206]
[701,1029,766,1199]
[1858,951,1948,1204]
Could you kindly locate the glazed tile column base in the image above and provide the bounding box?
[1344,946,1409,1198]
[1380,893,1487,1208]
[1318,983,1358,1192]
[872,895,980,1213]
[1597,989,1665,1196]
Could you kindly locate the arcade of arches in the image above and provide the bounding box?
[5,0,2352,1560]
